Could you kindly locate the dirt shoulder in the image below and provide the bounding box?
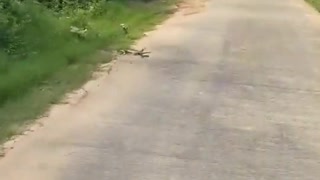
[177,0,207,15]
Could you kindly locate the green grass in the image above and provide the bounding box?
[0,0,176,142]
[306,0,320,11]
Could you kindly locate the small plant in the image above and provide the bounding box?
[70,26,88,39]
[120,23,129,35]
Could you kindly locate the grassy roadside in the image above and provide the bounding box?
[0,0,177,143]
[306,0,320,10]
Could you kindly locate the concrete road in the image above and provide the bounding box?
[1,0,320,179]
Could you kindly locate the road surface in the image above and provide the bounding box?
[1,0,320,179]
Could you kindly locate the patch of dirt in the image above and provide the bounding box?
[176,0,207,16]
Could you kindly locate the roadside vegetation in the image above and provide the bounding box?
[0,0,176,143]
[306,0,320,11]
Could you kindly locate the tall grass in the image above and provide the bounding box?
[0,0,175,142]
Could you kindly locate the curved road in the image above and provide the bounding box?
[1,0,320,179]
